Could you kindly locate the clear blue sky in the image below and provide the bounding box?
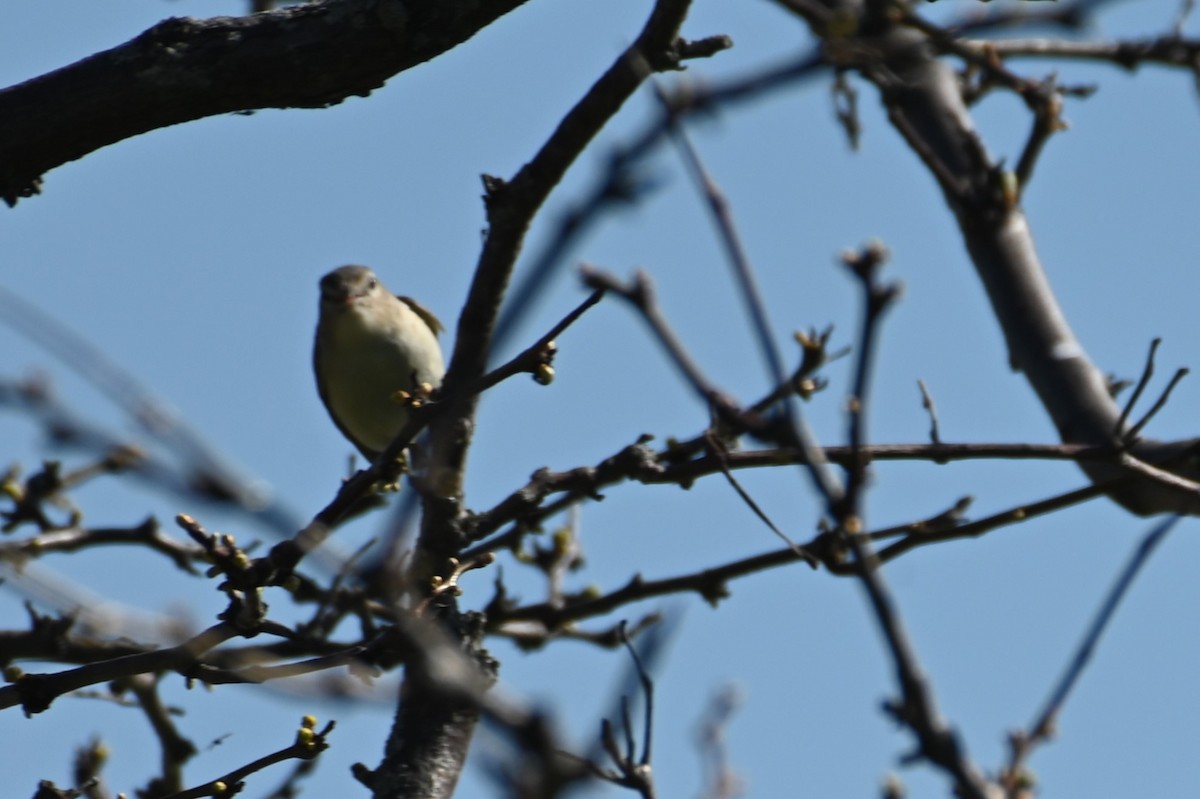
[4,1,1200,797]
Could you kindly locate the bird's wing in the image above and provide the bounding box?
[398,296,444,336]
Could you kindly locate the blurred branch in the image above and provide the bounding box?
[126,675,197,797]
[694,686,743,799]
[578,624,658,799]
[1000,515,1181,796]
[0,283,303,538]
[916,380,943,446]
[978,35,1200,72]
[0,517,204,575]
[0,622,242,716]
[835,242,901,524]
[659,98,843,508]
[660,87,787,402]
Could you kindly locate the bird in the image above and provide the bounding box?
[313,265,445,462]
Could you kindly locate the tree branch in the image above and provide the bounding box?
[0,0,534,205]
[846,10,1200,515]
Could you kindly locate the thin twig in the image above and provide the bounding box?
[0,287,297,535]
[475,289,605,394]
[1005,515,1181,788]
[657,89,843,509]
[621,623,655,771]
[707,433,817,567]
[1114,337,1160,440]
[657,83,788,399]
[161,719,335,799]
[493,478,1104,630]
[488,36,733,356]
[870,482,1107,567]
[867,495,973,542]
[1013,76,1066,192]
[838,242,901,522]
[461,438,1129,560]
[916,379,943,447]
[0,622,242,715]
[826,239,989,795]
[1,519,203,575]
[1125,367,1189,443]
[581,268,731,412]
[1114,451,1200,501]
[844,520,992,798]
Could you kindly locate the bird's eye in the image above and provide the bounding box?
[367,279,378,290]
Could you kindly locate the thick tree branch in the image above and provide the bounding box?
[0,0,533,205]
[980,35,1200,71]
[838,12,1200,515]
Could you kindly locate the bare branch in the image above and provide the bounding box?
[0,623,242,716]
[1125,368,1190,444]
[978,35,1200,72]
[1115,337,1163,440]
[0,0,536,205]
[916,379,944,447]
[162,718,335,799]
[707,433,816,565]
[658,94,843,508]
[1002,515,1181,793]
[836,241,901,524]
[474,289,606,394]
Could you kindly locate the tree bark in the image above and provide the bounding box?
[866,24,1200,515]
[0,0,532,205]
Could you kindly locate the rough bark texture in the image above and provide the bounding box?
[370,608,497,799]
[0,0,531,205]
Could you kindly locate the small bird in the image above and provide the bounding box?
[313,265,446,462]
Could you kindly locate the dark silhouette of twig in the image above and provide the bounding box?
[1114,337,1161,439]
[1125,367,1189,444]
[1002,514,1181,793]
[658,89,843,509]
[707,432,816,565]
[837,241,901,522]
[161,718,335,799]
[575,621,662,798]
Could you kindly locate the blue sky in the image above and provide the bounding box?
[4,1,1200,797]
